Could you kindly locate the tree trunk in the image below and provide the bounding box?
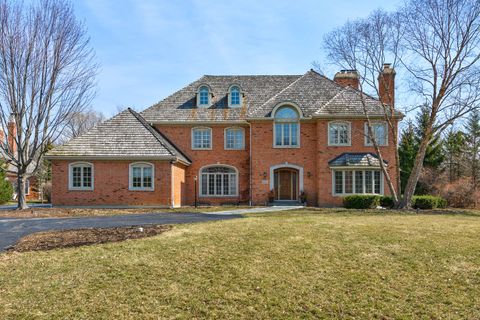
[397,129,431,209]
[16,174,28,210]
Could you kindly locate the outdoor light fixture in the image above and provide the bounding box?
[263,172,267,178]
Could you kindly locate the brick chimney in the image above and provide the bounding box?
[378,63,396,107]
[334,70,359,89]
[7,114,17,154]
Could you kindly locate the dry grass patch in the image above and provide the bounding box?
[1,210,480,318]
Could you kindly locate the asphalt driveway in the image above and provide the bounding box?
[0,213,242,251]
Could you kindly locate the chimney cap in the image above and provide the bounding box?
[381,63,396,74]
[334,69,359,79]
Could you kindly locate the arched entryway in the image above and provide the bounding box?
[273,168,299,201]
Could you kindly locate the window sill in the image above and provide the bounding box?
[129,188,155,192]
[273,145,300,149]
[68,188,94,191]
[328,144,352,147]
[332,193,383,197]
[199,195,239,198]
[191,148,212,151]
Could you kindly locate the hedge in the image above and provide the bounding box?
[380,196,394,208]
[412,195,447,209]
[343,195,381,209]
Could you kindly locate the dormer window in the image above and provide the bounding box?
[229,86,241,107]
[198,85,210,107]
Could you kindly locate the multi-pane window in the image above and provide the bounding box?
[365,122,388,146]
[229,86,241,107]
[329,122,351,145]
[69,163,93,190]
[192,127,212,149]
[333,169,382,195]
[225,128,244,149]
[200,166,237,196]
[274,106,300,147]
[198,86,210,106]
[130,163,154,190]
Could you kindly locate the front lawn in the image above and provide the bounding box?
[1,209,480,318]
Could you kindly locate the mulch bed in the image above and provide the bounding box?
[9,225,173,252]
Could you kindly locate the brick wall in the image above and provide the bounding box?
[51,160,172,206]
[171,162,186,207]
[158,124,250,206]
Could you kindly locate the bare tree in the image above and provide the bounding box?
[62,109,105,142]
[324,0,480,208]
[0,0,97,209]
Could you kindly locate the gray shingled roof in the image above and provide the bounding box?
[328,153,388,167]
[141,70,402,122]
[141,75,300,122]
[46,108,191,164]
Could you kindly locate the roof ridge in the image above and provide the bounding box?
[128,108,191,164]
[258,72,309,109]
[320,86,349,110]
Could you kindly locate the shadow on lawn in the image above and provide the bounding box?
[249,207,480,218]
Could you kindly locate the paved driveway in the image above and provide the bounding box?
[0,213,241,251]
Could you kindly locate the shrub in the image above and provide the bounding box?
[0,177,13,204]
[42,182,52,203]
[380,196,394,208]
[412,195,447,209]
[343,195,381,209]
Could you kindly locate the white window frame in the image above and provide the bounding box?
[364,122,388,146]
[331,169,384,196]
[224,127,245,150]
[129,162,155,191]
[228,85,242,108]
[273,105,301,148]
[328,121,352,146]
[197,85,211,107]
[199,165,239,197]
[191,127,212,150]
[68,162,94,191]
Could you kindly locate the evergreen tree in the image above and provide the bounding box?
[398,121,416,193]
[415,105,444,169]
[443,129,467,182]
[0,162,13,204]
[465,109,480,189]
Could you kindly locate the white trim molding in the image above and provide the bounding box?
[196,84,212,108]
[269,163,304,192]
[68,161,94,191]
[271,101,304,118]
[129,162,155,191]
[224,126,246,150]
[228,84,243,108]
[198,164,239,197]
[328,120,352,146]
[364,121,388,146]
[191,126,212,150]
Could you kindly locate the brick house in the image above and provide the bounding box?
[46,66,402,207]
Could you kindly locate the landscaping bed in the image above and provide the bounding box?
[9,225,172,252]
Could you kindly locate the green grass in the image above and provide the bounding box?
[1,209,480,319]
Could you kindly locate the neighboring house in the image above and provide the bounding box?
[0,116,39,201]
[46,66,402,207]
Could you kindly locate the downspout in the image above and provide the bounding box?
[248,122,252,206]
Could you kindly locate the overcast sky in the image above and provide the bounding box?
[73,0,402,117]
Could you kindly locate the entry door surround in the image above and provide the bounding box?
[269,163,304,199]
[274,168,298,200]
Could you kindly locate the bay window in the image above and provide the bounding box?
[333,169,383,195]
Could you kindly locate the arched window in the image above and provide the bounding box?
[200,165,238,196]
[229,86,241,107]
[129,162,154,191]
[274,106,300,147]
[198,86,210,107]
[69,162,93,190]
[328,121,351,146]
